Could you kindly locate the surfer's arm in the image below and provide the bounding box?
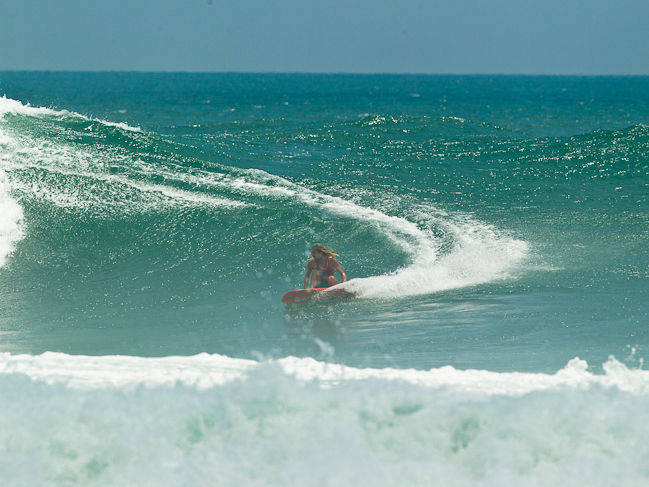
[332,258,347,283]
[304,259,314,289]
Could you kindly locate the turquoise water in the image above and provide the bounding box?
[1,73,649,485]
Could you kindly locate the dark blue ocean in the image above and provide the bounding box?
[1,73,649,485]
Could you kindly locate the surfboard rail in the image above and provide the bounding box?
[281,287,357,305]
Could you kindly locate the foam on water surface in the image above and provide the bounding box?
[0,95,141,132]
[1,352,649,486]
[0,169,24,269]
[1,351,648,395]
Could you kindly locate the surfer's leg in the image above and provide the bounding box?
[327,275,339,286]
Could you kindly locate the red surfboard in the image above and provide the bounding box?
[281,287,357,305]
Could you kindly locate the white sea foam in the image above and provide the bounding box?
[0,352,256,390]
[93,118,142,132]
[345,215,529,299]
[1,121,243,213]
[0,95,65,118]
[1,352,649,486]
[0,95,141,132]
[1,351,647,395]
[0,169,24,269]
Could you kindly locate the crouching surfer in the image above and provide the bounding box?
[304,244,347,289]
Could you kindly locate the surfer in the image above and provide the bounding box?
[304,244,347,289]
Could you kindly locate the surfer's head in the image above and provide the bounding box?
[312,243,338,259]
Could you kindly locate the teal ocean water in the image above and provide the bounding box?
[1,73,649,485]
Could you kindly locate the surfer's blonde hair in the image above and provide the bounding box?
[312,243,338,257]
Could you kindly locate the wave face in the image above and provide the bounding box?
[1,72,649,485]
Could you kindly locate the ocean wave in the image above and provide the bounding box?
[208,171,530,300]
[1,96,529,300]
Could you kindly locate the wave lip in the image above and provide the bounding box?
[0,95,141,132]
[0,95,63,118]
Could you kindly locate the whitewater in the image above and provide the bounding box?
[2,352,649,486]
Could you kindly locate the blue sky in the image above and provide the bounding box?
[1,0,648,74]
